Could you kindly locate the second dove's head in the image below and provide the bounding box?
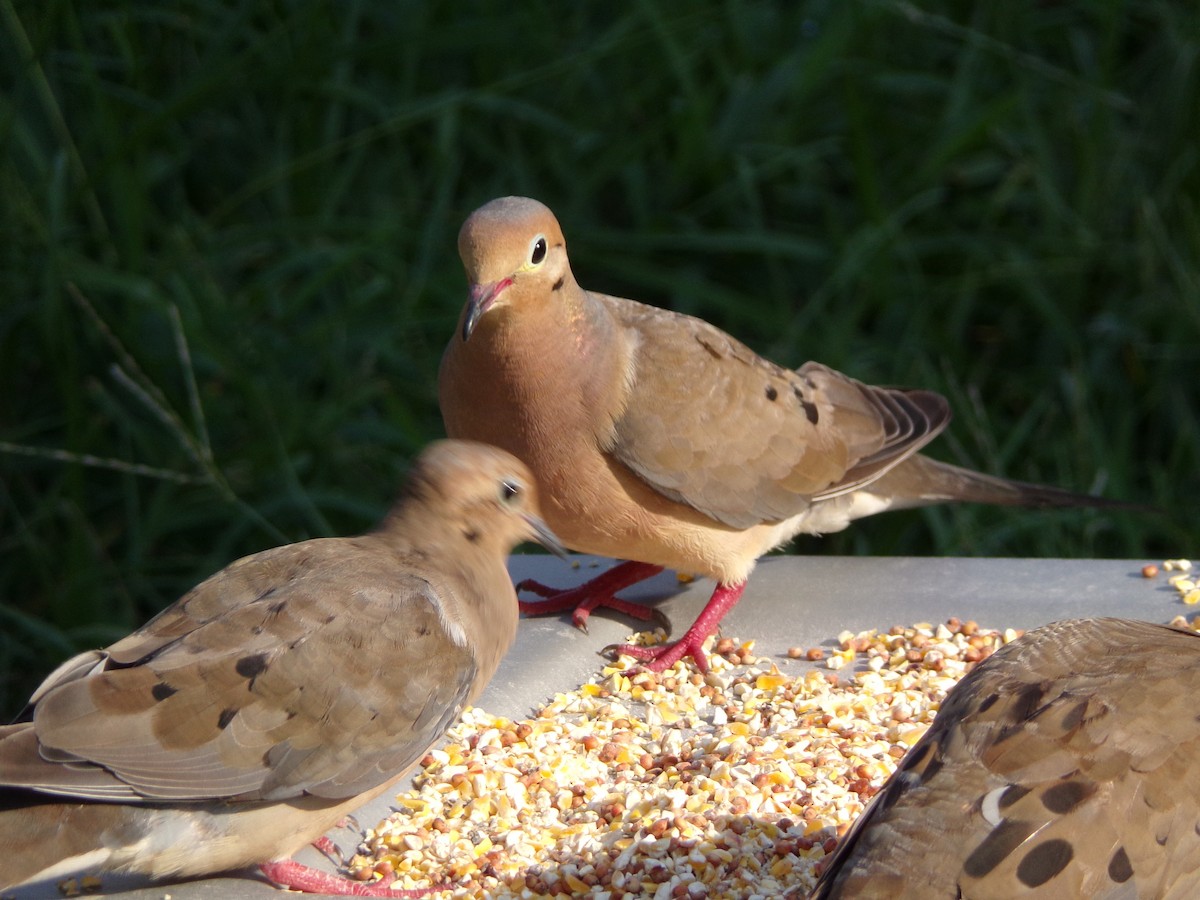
[457,197,572,341]
[397,439,564,558]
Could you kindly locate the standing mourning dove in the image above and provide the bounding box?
[810,617,1200,898]
[0,439,561,896]
[438,196,1127,673]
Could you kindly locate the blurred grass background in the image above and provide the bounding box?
[1,0,1197,715]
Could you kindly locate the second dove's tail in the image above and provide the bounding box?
[871,454,1143,513]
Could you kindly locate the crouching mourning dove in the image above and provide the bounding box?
[0,440,561,896]
[810,617,1200,898]
[439,196,1129,673]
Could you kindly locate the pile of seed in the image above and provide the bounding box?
[349,617,1021,898]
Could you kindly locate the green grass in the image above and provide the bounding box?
[1,0,1197,716]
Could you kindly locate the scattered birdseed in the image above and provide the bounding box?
[1153,558,1200,605]
[350,618,1024,898]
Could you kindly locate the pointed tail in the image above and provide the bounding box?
[869,454,1145,513]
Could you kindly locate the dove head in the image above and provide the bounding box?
[392,439,564,559]
[457,197,573,341]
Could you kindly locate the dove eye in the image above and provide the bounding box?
[529,236,547,266]
[499,478,523,505]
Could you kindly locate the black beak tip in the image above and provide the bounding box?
[461,309,480,342]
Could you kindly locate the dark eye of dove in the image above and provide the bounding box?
[529,235,547,266]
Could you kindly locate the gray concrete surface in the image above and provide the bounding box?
[7,554,1175,898]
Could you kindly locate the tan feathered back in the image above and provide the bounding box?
[811,617,1200,899]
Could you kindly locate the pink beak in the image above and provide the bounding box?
[461,278,514,341]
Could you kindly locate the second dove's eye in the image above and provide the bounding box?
[530,237,547,265]
[499,479,523,504]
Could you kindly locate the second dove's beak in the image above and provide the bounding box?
[524,513,568,560]
[462,278,514,341]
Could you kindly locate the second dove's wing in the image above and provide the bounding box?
[605,297,950,529]
[812,617,1200,898]
[3,542,476,804]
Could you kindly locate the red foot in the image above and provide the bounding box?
[259,860,444,897]
[517,560,666,633]
[606,581,746,674]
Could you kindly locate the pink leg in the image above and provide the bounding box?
[517,560,666,632]
[607,581,746,674]
[259,860,444,897]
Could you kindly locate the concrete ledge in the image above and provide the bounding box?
[10,555,1171,898]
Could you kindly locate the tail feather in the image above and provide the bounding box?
[871,454,1144,513]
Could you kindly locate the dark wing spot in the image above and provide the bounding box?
[765,386,778,402]
[1058,700,1088,732]
[255,586,278,602]
[151,682,177,702]
[217,707,237,730]
[1016,839,1073,887]
[791,386,819,424]
[963,819,1036,878]
[235,653,270,681]
[999,783,1031,810]
[696,337,722,359]
[994,682,1053,745]
[323,613,336,624]
[552,276,565,291]
[268,599,288,615]
[1041,779,1093,815]
[1013,681,1051,719]
[463,528,479,543]
[977,692,1000,713]
[417,624,431,636]
[1108,846,1133,883]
